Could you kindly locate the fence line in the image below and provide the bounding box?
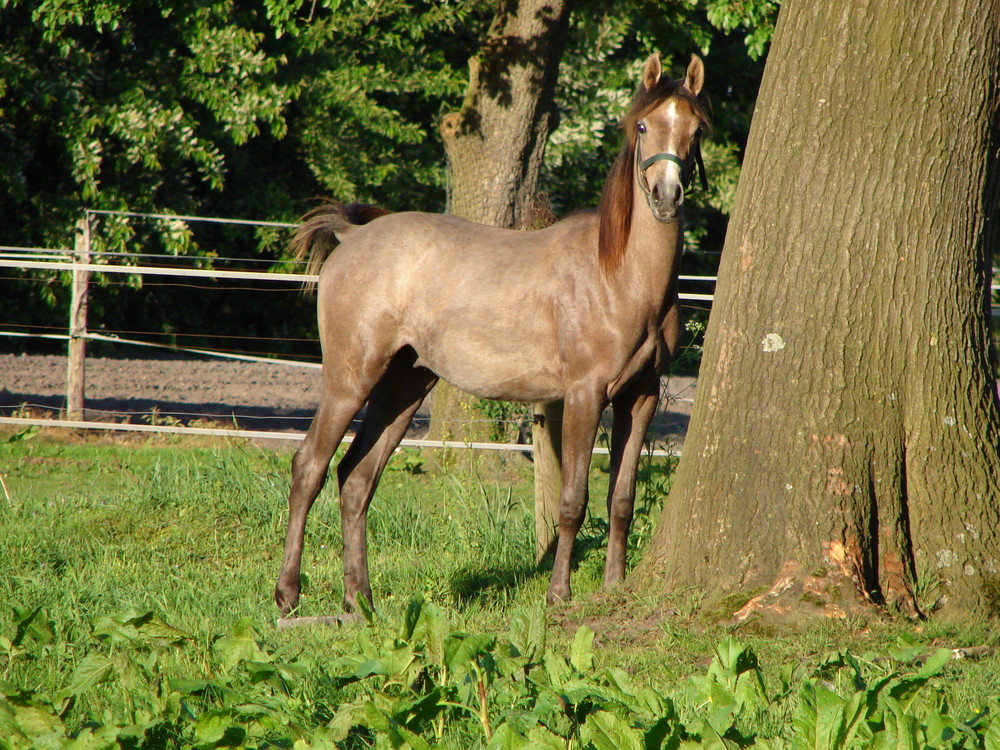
[0,258,312,284]
[0,256,725,303]
[0,417,681,458]
[81,332,322,368]
[85,208,301,229]
[4,209,997,447]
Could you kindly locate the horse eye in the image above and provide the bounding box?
[637,123,647,135]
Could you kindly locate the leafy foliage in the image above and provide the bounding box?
[0,0,485,354]
[3,601,1000,749]
[1,0,770,357]
[3,432,1000,749]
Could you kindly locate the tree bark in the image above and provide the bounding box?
[438,0,569,228]
[634,0,1000,620]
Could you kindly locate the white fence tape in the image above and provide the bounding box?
[0,417,680,457]
[0,257,724,303]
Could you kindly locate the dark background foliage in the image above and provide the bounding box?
[0,0,772,360]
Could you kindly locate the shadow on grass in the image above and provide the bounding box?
[449,520,615,608]
[449,562,542,607]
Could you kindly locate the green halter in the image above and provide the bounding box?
[635,141,708,200]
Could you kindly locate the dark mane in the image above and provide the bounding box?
[597,78,711,274]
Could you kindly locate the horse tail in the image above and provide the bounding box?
[291,200,391,280]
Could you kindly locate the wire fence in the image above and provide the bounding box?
[3,208,997,451]
[0,209,714,455]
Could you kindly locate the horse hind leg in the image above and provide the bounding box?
[337,352,437,611]
[274,372,378,615]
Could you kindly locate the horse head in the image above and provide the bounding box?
[633,54,708,222]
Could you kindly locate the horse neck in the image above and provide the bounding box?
[618,197,683,300]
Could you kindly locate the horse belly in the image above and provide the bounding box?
[412,328,563,403]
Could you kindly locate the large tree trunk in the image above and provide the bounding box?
[634,0,1000,620]
[428,0,570,536]
[438,0,569,228]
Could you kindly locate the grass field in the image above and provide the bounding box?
[3,426,1000,748]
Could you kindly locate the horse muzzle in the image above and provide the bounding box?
[637,149,687,222]
[646,176,684,222]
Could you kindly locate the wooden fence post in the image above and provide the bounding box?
[532,400,563,563]
[66,216,90,421]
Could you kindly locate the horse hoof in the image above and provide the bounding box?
[546,586,571,606]
[274,587,299,615]
[343,590,375,615]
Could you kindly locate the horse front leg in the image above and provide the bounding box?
[603,368,659,587]
[546,391,603,605]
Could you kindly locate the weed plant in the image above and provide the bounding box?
[2,427,1000,748]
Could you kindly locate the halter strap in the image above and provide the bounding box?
[635,141,709,195]
[639,151,686,172]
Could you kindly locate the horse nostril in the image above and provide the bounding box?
[650,183,662,205]
[673,183,684,206]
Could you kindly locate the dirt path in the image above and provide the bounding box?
[0,354,696,443]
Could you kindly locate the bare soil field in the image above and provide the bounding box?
[0,354,695,443]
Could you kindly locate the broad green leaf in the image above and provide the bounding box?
[561,678,618,706]
[923,711,968,748]
[356,592,376,625]
[326,701,369,741]
[166,678,239,703]
[363,700,391,732]
[525,724,568,749]
[605,667,638,695]
[92,610,191,647]
[130,614,193,644]
[792,681,824,749]
[168,678,211,695]
[444,633,496,674]
[389,722,434,750]
[12,607,55,647]
[888,635,924,663]
[246,660,309,692]
[213,618,268,669]
[644,714,682,750]
[985,717,1000,750]
[64,654,114,697]
[380,642,419,679]
[831,690,867,749]
[705,680,737,736]
[582,710,642,750]
[570,625,595,673]
[414,601,449,666]
[6,425,39,444]
[712,636,749,675]
[881,696,920,750]
[488,722,531,750]
[914,648,952,679]
[10,703,64,737]
[541,651,571,689]
[400,596,424,641]
[698,719,741,750]
[508,604,546,660]
[751,739,789,750]
[334,659,390,687]
[194,708,247,746]
[60,723,121,748]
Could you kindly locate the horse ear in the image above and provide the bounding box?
[642,53,662,91]
[684,54,705,97]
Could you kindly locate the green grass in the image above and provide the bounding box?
[3,426,1000,748]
